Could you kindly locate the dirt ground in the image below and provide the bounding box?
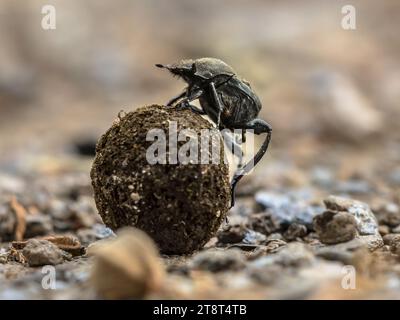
[0,0,400,299]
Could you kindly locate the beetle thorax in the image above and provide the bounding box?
[194,58,236,79]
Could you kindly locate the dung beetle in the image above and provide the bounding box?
[156,57,272,207]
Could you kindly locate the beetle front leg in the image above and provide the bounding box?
[166,89,188,106]
[177,100,206,115]
[175,88,205,113]
[230,119,272,208]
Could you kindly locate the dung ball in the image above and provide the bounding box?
[90,105,231,254]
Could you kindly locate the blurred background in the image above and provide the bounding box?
[0,0,399,187]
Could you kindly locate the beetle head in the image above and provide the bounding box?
[155,60,197,84]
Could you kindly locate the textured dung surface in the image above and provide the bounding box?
[90,105,230,254]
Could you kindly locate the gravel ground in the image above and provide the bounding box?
[1,139,400,299]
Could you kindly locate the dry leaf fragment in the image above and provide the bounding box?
[10,196,27,241]
[12,235,85,256]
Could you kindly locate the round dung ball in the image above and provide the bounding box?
[90,105,231,254]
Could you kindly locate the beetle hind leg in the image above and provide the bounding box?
[230,119,272,208]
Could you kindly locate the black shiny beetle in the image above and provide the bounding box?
[156,57,272,207]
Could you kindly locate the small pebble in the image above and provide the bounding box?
[373,202,400,228]
[313,210,357,244]
[217,225,246,244]
[324,195,379,236]
[89,227,164,299]
[22,239,66,267]
[379,225,390,236]
[383,234,400,246]
[243,230,267,245]
[284,223,308,241]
